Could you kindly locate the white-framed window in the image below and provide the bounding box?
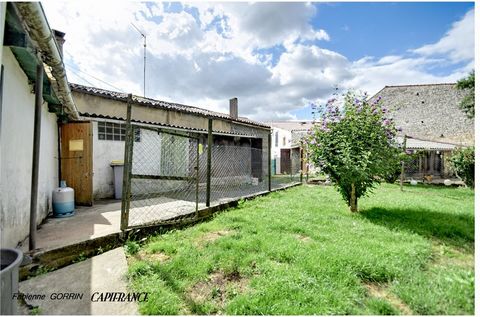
[97,121,140,142]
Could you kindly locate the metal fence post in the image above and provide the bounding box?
[206,118,213,207]
[300,147,304,183]
[400,135,407,191]
[121,94,133,230]
[195,138,200,215]
[268,132,272,191]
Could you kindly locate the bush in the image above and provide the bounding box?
[448,147,474,188]
[306,91,401,212]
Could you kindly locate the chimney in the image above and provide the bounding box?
[53,29,66,59]
[229,97,238,119]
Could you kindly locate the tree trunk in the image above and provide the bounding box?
[350,183,358,212]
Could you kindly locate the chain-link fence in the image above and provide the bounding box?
[121,119,289,230]
[125,126,200,228]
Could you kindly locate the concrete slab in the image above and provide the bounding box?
[20,183,300,254]
[20,200,122,253]
[19,248,138,315]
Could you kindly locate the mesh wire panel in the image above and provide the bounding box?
[271,147,302,189]
[128,126,200,227]
[123,122,296,228]
[207,145,268,204]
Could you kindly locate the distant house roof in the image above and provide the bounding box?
[267,121,315,132]
[370,83,473,145]
[70,83,269,129]
[396,136,460,151]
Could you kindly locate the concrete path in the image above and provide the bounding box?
[19,248,138,315]
[21,200,123,252]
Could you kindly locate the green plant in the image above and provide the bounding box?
[456,71,474,119]
[306,91,401,211]
[448,147,475,188]
[72,252,87,263]
[29,265,54,278]
[124,240,141,255]
[29,307,41,315]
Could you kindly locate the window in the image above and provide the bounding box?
[97,121,140,142]
[275,131,279,147]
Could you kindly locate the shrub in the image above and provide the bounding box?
[456,71,474,119]
[306,91,401,212]
[448,147,474,188]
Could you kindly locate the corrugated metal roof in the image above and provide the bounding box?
[396,136,460,150]
[70,83,270,129]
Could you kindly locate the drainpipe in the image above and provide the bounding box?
[29,64,43,251]
[14,2,80,120]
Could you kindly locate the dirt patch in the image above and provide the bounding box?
[431,243,474,269]
[196,230,233,247]
[134,250,171,263]
[187,271,249,311]
[364,282,413,315]
[294,234,312,242]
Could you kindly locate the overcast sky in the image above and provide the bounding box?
[42,2,475,121]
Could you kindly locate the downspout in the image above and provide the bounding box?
[14,2,80,120]
[29,64,43,251]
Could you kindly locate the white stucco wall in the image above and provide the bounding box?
[0,48,58,248]
[0,3,6,68]
[92,121,192,199]
[92,120,125,199]
[271,127,292,174]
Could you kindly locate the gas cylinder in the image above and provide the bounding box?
[52,180,75,218]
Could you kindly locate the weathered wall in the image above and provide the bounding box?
[0,48,58,248]
[92,120,124,199]
[72,91,234,133]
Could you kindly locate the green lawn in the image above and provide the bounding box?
[126,184,474,315]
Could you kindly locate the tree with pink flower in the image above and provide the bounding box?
[307,91,401,212]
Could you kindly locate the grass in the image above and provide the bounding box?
[126,183,474,315]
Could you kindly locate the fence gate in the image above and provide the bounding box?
[121,123,200,230]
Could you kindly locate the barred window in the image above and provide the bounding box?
[97,122,140,142]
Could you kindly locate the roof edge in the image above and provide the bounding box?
[70,83,270,129]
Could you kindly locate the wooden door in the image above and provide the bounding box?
[60,122,93,206]
[280,149,291,174]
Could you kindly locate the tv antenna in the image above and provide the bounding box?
[131,23,146,97]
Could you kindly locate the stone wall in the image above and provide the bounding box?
[371,84,474,145]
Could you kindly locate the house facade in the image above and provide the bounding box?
[266,121,312,175]
[0,3,79,248]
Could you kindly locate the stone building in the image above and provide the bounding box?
[371,83,473,145]
[371,83,474,179]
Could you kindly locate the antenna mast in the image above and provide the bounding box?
[131,23,146,97]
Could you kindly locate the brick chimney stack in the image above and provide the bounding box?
[229,98,238,119]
